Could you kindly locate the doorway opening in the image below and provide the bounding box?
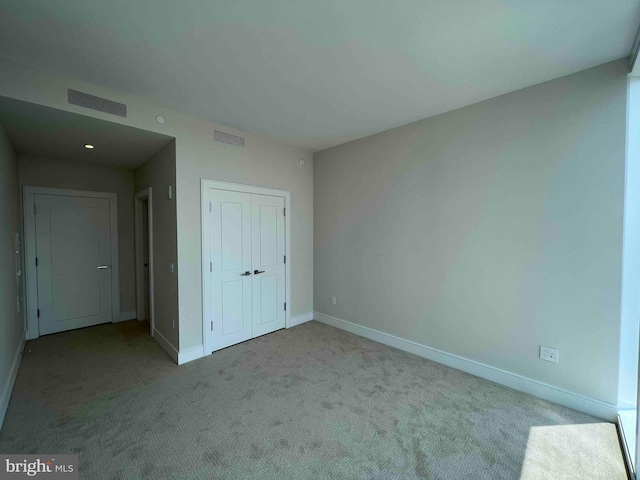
[135,187,154,336]
[0,95,174,341]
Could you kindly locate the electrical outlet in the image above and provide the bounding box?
[172,319,176,329]
[540,346,558,363]
[331,296,337,305]
[169,263,174,274]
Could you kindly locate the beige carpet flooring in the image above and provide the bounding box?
[0,320,629,479]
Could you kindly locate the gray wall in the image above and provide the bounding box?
[0,124,23,427]
[176,130,314,350]
[314,60,628,405]
[135,140,178,348]
[18,155,136,316]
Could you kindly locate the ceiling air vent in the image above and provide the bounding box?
[67,89,127,118]
[214,130,245,148]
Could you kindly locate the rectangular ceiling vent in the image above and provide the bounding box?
[214,130,245,148]
[67,89,127,118]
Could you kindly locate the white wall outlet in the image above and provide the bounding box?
[540,346,559,363]
[169,263,174,274]
[331,296,337,305]
[168,184,173,200]
[172,319,175,329]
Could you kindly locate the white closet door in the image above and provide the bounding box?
[209,189,253,350]
[35,194,112,335]
[251,194,286,337]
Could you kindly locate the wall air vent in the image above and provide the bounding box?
[214,130,245,148]
[67,89,127,118]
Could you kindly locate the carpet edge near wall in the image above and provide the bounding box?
[313,311,618,421]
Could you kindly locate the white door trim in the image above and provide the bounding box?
[201,179,292,355]
[23,186,120,340]
[135,187,154,336]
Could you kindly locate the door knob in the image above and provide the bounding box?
[241,271,252,276]
[254,270,265,274]
[97,265,109,269]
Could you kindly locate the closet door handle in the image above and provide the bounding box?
[254,270,265,274]
[97,265,109,269]
[241,271,252,276]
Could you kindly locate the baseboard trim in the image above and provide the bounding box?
[153,328,178,364]
[178,345,205,365]
[0,333,26,430]
[313,311,618,421]
[115,310,137,322]
[290,311,314,327]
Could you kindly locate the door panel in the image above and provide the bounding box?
[222,280,245,335]
[221,202,245,271]
[258,274,278,324]
[251,194,286,337]
[259,205,278,266]
[209,189,253,350]
[36,194,112,335]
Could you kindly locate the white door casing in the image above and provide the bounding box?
[24,187,120,340]
[202,180,291,355]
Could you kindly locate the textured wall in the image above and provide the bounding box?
[314,60,628,405]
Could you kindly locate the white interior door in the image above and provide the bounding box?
[251,194,286,337]
[35,194,112,335]
[207,187,287,351]
[209,189,253,350]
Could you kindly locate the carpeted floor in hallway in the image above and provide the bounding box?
[0,320,627,479]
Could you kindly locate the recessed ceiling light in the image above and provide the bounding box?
[84,144,95,149]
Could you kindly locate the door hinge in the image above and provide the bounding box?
[284,302,286,311]
[33,204,37,215]
[284,255,286,264]
[210,262,212,272]
[35,257,38,267]
[37,309,40,318]
[283,207,286,217]
[211,321,213,331]
[209,201,212,212]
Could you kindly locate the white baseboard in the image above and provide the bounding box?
[153,328,178,364]
[290,311,314,327]
[178,345,204,365]
[0,333,25,430]
[115,310,137,322]
[153,329,204,366]
[314,311,618,421]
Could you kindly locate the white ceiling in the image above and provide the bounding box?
[0,96,174,168]
[0,0,638,152]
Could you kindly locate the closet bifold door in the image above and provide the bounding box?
[251,194,286,337]
[209,189,253,351]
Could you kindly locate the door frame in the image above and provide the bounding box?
[201,179,292,355]
[23,186,120,340]
[135,187,154,336]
